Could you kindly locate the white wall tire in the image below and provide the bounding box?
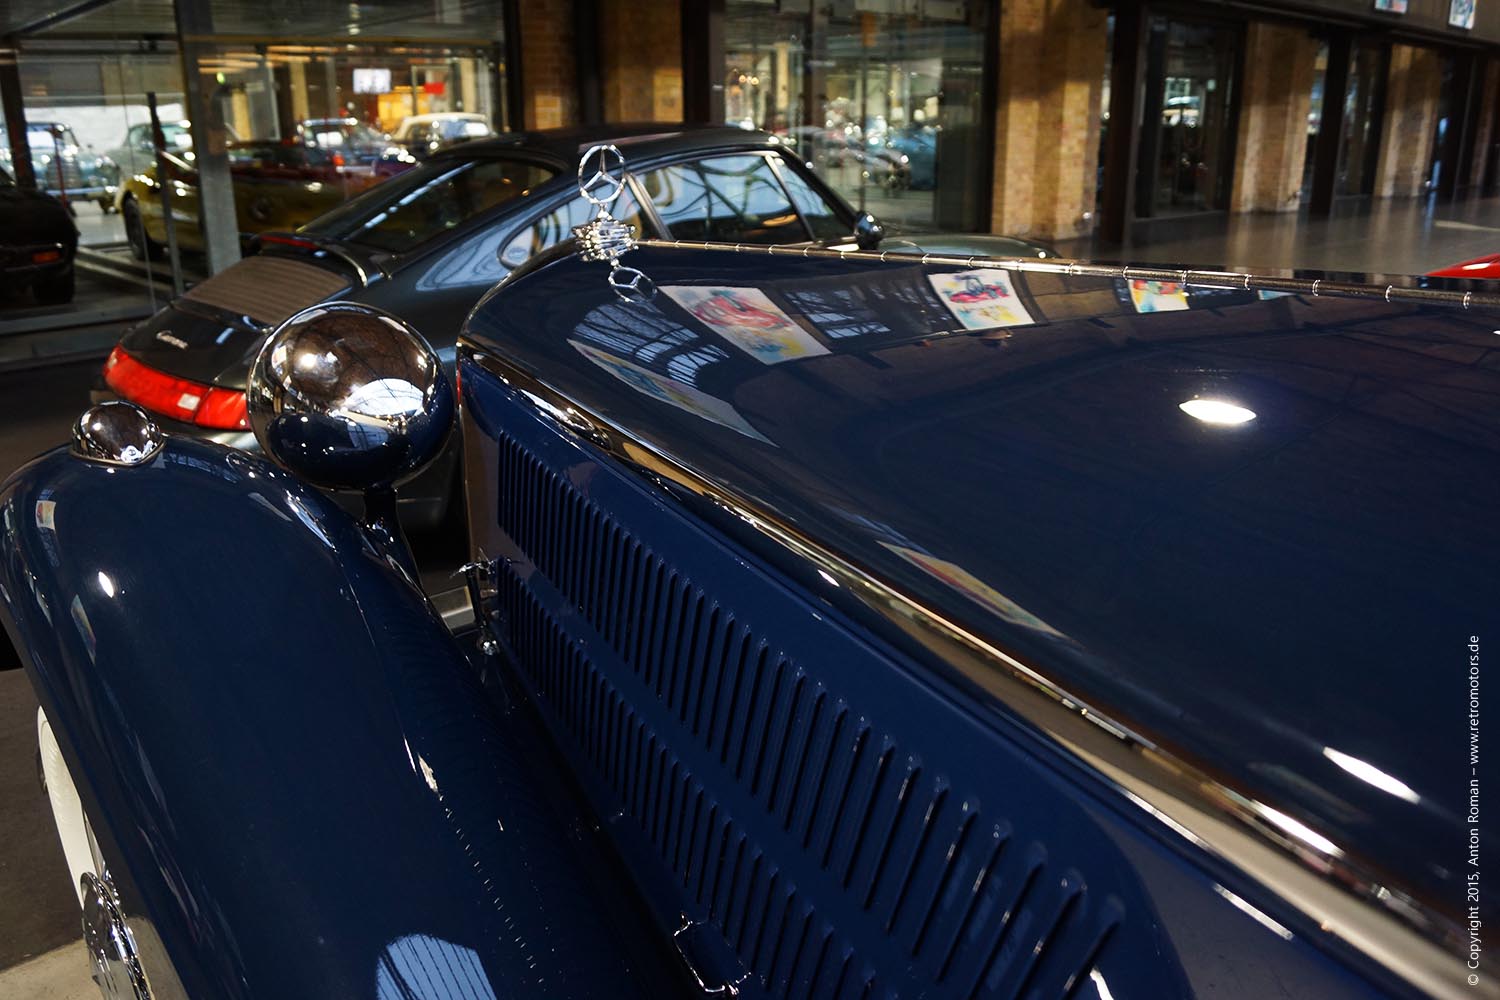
[36,708,95,910]
[37,708,155,1000]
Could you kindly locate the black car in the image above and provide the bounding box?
[97,123,1047,528]
[0,166,78,306]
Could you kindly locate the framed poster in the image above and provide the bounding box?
[570,341,770,441]
[1125,278,1191,313]
[880,542,1064,639]
[1450,0,1476,28]
[1373,0,1408,12]
[926,269,1036,330]
[662,286,829,364]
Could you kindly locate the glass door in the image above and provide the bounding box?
[1335,40,1386,198]
[1137,16,1241,217]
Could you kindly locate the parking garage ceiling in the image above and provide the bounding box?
[1,0,503,42]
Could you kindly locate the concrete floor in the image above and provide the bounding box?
[1054,192,1500,275]
[0,944,97,999]
[0,190,1497,994]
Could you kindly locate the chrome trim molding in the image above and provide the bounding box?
[460,342,1486,1000]
[322,243,370,287]
[636,238,1500,311]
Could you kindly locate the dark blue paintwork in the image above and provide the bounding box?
[461,364,1402,999]
[464,247,1500,935]
[0,438,661,999]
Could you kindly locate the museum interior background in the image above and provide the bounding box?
[2,0,1498,345]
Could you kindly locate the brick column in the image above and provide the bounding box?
[1373,44,1443,198]
[599,0,683,122]
[518,0,578,129]
[1230,23,1319,213]
[990,0,1108,241]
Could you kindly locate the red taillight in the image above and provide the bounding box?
[194,386,250,430]
[331,153,345,168]
[31,248,62,264]
[103,346,249,431]
[259,233,319,251]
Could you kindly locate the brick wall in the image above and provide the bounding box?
[518,0,577,129]
[1230,23,1319,213]
[600,0,683,122]
[991,0,1108,241]
[1373,44,1443,197]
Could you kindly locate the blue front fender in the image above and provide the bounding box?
[0,438,650,999]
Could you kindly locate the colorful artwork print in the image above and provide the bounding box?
[571,341,771,442]
[881,542,1064,639]
[1449,0,1475,28]
[926,269,1035,330]
[662,285,829,364]
[1128,279,1190,313]
[1373,0,1408,12]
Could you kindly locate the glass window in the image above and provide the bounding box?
[640,154,806,244]
[0,4,516,345]
[303,121,385,150]
[772,156,850,240]
[725,1,990,233]
[301,157,555,253]
[498,189,645,269]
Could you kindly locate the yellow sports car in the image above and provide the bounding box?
[117,139,381,259]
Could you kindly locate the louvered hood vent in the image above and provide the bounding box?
[488,428,1141,1000]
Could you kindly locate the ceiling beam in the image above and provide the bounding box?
[12,0,125,38]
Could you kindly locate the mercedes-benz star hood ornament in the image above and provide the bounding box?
[572,143,655,303]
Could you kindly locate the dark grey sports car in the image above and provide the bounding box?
[0,166,78,306]
[96,123,1047,528]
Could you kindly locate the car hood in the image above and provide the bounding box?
[466,247,1500,923]
[118,252,354,387]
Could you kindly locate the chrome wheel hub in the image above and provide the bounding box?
[81,871,152,1000]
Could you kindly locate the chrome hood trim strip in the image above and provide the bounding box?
[460,341,1485,1000]
[635,237,1500,311]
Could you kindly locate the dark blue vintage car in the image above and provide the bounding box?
[0,149,1494,1000]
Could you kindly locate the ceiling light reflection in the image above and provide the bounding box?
[1180,398,1256,425]
[1254,803,1343,857]
[1322,747,1421,804]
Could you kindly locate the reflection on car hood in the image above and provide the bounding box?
[466,246,1500,920]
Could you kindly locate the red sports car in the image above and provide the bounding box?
[1427,253,1500,280]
